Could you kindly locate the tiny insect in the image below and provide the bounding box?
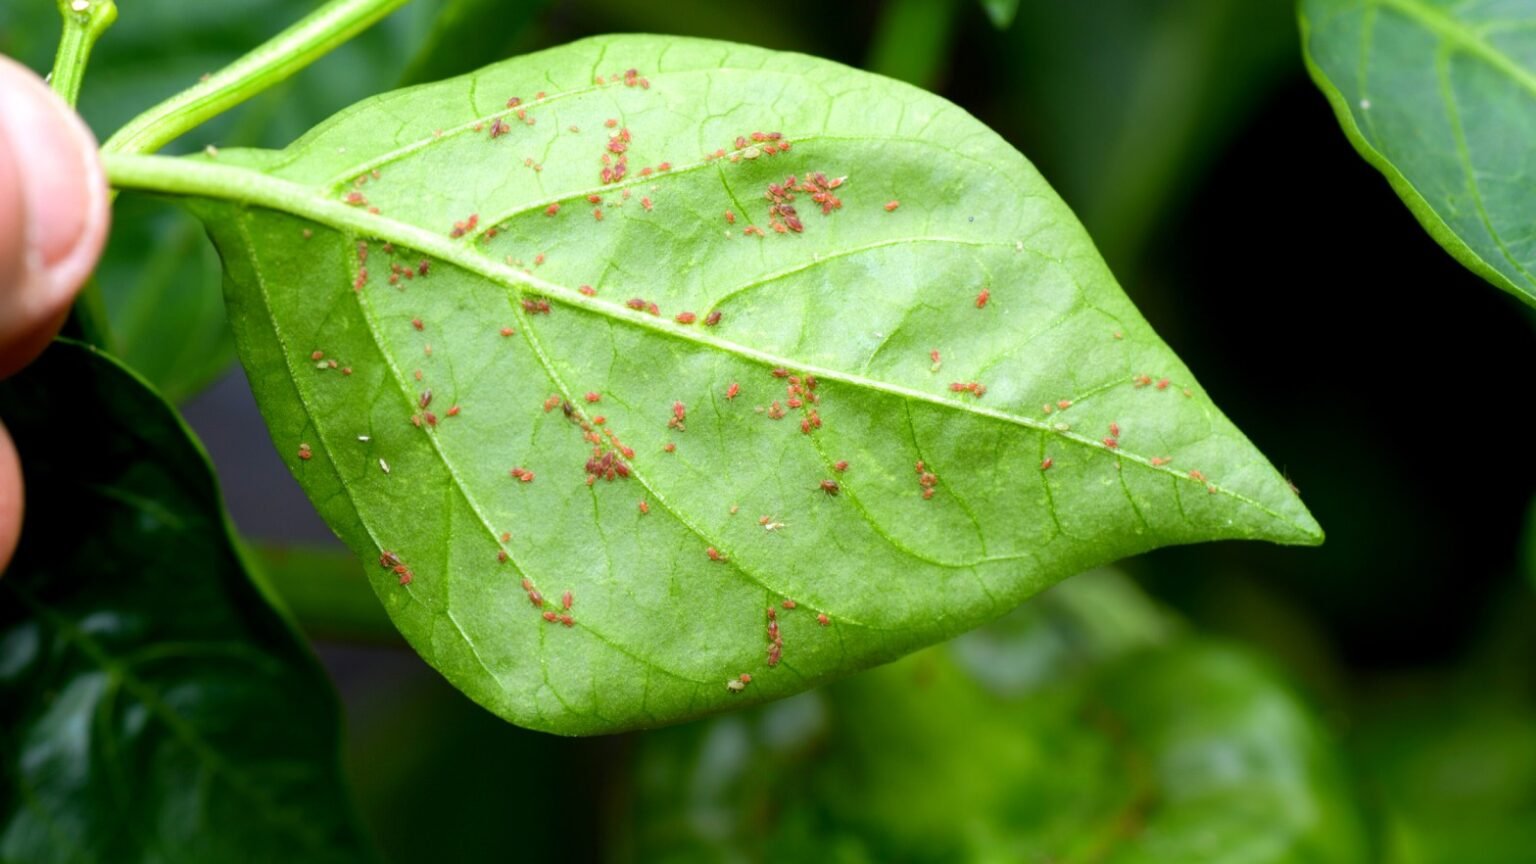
[818,479,840,496]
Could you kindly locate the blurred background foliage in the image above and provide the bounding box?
[3,0,1533,860]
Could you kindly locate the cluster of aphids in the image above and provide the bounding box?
[601,125,631,184]
[537,393,637,485]
[748,173,844,236]
[765,606,784,667]
[704,130,792,163]
[915,461,939,500]
[379,550,414,585]
[593,68,650,88]
[523,578,575,627]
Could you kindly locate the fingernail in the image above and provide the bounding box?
[0,55,109,304]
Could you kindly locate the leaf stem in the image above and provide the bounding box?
[49,0,117,350]
[102,0,415,156]
[47,0,117,108]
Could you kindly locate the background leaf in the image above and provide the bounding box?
[622,570,1368,862]
[0,341,372,862]
[979,0,1019,30]
[986,0,1298,275]
[0,0,447,401]
[130,33,1320,734]
[1301,0,1536,308]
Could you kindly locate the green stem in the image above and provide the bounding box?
[102,0,414,156]
[47,0,117,108]
[49,0,117,350]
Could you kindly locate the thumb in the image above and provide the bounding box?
[0,54,111,379]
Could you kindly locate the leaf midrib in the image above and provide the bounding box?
[103,153,1310,537]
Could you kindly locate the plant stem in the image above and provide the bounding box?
[49,0,117,350]
[47,0,117,108]
[102,0,415,156]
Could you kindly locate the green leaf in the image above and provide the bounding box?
[625,572,1368,862]
[110,34,1319,734]
[0,0,442,400]
[96,192,235,402]
[0,341,372,862]
[1301,0,1536,308]
[980,0,1019,29]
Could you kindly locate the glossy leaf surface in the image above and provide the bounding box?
[0,342,370,862]
[625,571,1368,862]
[114,34,1319,734]
[1302,0,1536,308]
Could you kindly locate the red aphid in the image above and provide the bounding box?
[975,288,990,308]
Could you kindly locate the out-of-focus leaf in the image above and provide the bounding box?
[251,544,396,644]
[991,0,1297,272]
[0,0,440,400]
[95,192,233,402]
[866,0,961,88]
[396,0,551,86]
[1301,0,1536,309]
[0,341,372,862]
[115,33,1319,734]
[980,0,1019,29]
[1355,685,1536,864]
[624,572,1367,862]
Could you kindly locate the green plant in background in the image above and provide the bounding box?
[2,0,1533,860]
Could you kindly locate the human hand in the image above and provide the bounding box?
[0,55,112,572]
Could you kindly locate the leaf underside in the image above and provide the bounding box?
[1302,0,1536,308]
[164,34,1317,734]
[0,342,368,862]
